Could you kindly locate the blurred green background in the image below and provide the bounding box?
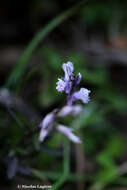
[0,0,127,189]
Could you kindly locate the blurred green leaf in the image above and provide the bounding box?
[80,3,113,24]
[106,136,125,158]
[100,89,127,112]
[95,167,117,184]
[41,47,62,70]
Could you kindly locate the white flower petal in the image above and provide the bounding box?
[58,105,83,117]
[73,88,91,104]
[39,110,56,129]
[76,73,82,85]
[57,124,82,144]
[57,106,73,117]
[39,129,49,142]
[72,105,83,116]
[56,78,66,92]
[62,61,74,81]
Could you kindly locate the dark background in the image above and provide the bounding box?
[0,0,127,189]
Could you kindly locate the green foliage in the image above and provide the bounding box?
[94,136,125,185]
[80,2,113,24]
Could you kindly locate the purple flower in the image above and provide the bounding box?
[62,61,74,81]
[57,105,83,117]
[39,106,82,143]
[56,62,83,96]
[56,78,66,92]
[39,61,91,144]
[56,62,74,94]
[39,110,56,129]
[64,81,72,94]
[39,109,57,142]
[75,73,82,85]
[57,124,82,144]
[72,88,91,104]
[56,61,91,105]
[39,128,49,142]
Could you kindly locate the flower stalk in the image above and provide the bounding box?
[39,62,91,144]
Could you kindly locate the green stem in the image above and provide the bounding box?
[31,170,90,181]
[51,175,67,190]
[51,139,70,190]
